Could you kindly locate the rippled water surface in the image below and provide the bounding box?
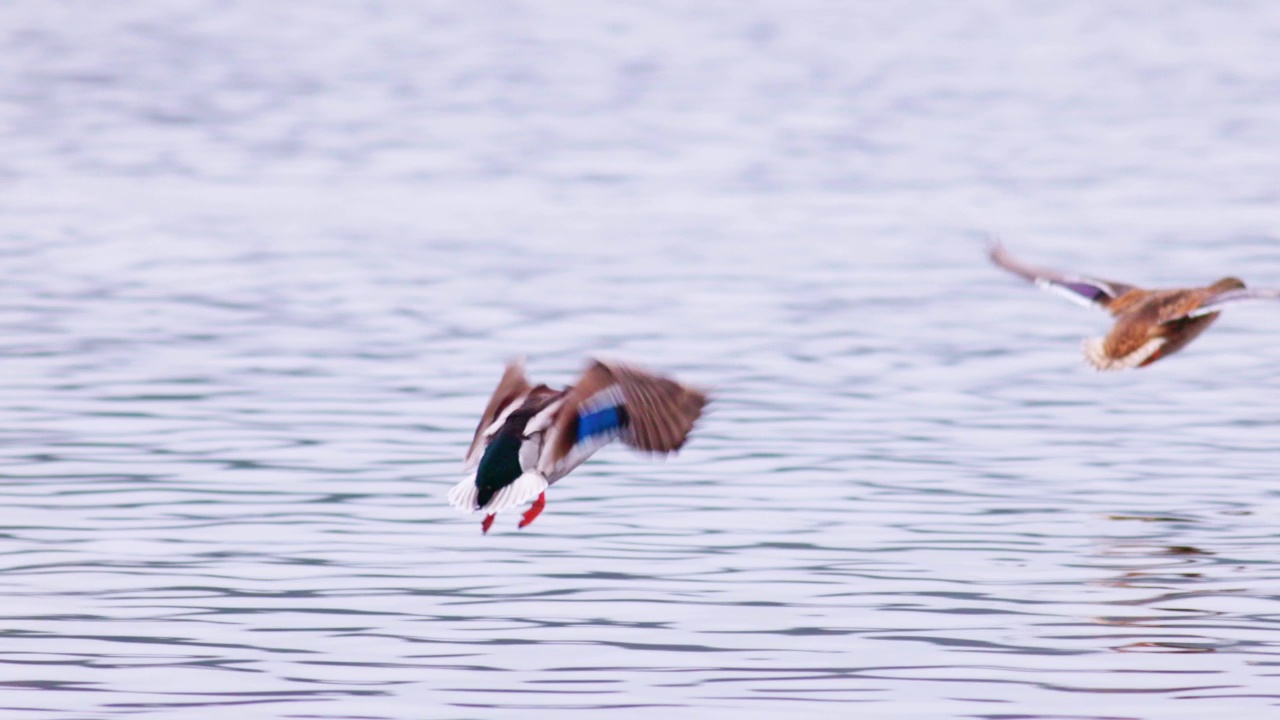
[3,1,1280,718]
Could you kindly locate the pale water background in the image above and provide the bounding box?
[1,1,1280,718]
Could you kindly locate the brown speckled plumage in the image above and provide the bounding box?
[990,243,1272,370]
[1096,283,1239,367]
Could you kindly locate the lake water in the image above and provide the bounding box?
[2,1,1280,718]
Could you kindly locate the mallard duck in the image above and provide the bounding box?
[448,358,708,533]
[990,243,1280,369]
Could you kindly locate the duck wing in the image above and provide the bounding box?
[538,360,708,479]
[463,359,532,472]
[990,242,1139,310]
[1181,288,1280,319]
[1087,286,1261,370]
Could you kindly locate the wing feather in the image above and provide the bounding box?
[1182,288,1280,319]
[990,242,1138,310]
[463,359,532,471]
[599,360,708,453]
[538,360,708,478]
[539,362,619,476]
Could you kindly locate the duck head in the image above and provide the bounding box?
[1210,277,1246,292]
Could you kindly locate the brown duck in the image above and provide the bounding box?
[990,243,1280,370]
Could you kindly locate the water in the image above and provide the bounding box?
[2,1,1280,718]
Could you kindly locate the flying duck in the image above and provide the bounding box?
[448,358,708,532]
[990,242,1280,369]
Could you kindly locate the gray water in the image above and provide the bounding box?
[2,1,1280,718]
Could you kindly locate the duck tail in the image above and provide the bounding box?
[1082,337,1164,371]
[478,472,549,515]
[447,477,481,513]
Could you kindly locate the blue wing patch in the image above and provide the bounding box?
[576,405,627,443]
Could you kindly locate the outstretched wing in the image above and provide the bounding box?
[1181,288,1280,319]
[606,361,709,453]
[538,360,708,479]
[462,359,532,472]
[990,242,1139,310]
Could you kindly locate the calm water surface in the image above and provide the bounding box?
[2,2,1280,718]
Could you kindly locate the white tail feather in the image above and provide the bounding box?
[481,472,548,514]
[1083,336,1164,371]
[448,473,548,515]
[447,477,480,513]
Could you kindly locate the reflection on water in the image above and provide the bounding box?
[2,1,1280,718]
[1089,517,1264,659]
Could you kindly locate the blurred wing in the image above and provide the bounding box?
[538,360,708,478]
[990,242,1138,310]
[1182,288,1280,319]
[463,359,532,471]
[606,361,708,453]
[537,362,626,477]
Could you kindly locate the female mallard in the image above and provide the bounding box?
[990,243,1280,369]
[448,358,708,533]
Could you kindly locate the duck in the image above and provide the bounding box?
[990,243,1280,369]
[448,358,708,533]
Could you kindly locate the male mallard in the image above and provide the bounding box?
[990,243,1280,369]
[448,358,708,533]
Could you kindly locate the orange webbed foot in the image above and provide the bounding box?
[481,513,496,534]
[518,492,546,529]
